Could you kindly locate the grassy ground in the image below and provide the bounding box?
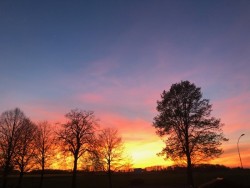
[2,169,250,188]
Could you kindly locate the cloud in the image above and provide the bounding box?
[213,91,250,134]
[211,142,250,167]
[97,112,156,138]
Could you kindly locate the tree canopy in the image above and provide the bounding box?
[57,109,98,188]
[153,80,227,187]
[97,128,124,188]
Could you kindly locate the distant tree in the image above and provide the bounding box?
[57,109,98,188]
[153,81,227,188]
[14,118,37,188]
[121,156,133,172]
[35,121,55,188]
[81,151,104,172]
[0,108,27,188]
[97,128,124,188]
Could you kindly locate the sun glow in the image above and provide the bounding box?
[46,139,172,170]
[124,140,173,168]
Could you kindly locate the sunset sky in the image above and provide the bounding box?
[0,1,250,168]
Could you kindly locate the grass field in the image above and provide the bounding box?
[2,169,250,188]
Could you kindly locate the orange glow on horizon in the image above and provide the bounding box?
[124,140,173,168]
[28,108,249,170]
[45,138,250,170]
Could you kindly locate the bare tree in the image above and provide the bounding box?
[121,156,133,172]
[153,81,227,188]
[57,109,98,188]
[0,108,27,188]
[81,151,104,172]
[97,128,124,188]
[34,121,55,188]
[14,118,37,188]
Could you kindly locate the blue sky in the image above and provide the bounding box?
[0,0,250,167]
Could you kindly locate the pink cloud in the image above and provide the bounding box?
[21,104,67,124]
[96,111,159,142]
[212,142,250,168]
[213,91,250,134]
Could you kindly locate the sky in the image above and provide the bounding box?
[0,0,250,168]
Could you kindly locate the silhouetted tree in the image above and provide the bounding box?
[57,109,98,188]
[121,156,133,172]
[81,150,104,172]
[153,81,227,188]
[35,121,55,188]
[97,128,124,188]
[0,108,27,188]
[14,118,37,188]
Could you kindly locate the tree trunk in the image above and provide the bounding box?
[72,155,78,188]
[2,160,10,188]
[186,153,194,188]
[108,162,112,188]
[2,170,8,188]
[39,161,45,188]
[17,168,24,188]
[39,170,44,188]
[184,123,194,188]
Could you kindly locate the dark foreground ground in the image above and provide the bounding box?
[2,169,250,188]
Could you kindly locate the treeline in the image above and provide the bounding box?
[0,108,126,188]
[165,164,230,172]
[145,164,249,173]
